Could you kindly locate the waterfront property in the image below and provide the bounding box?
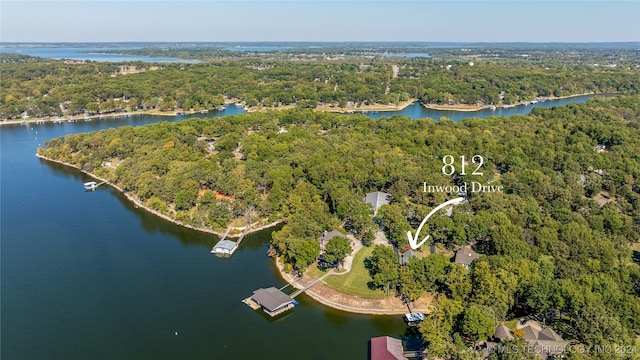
[481,321,568,359]
[244,287,297,317]
[317,229,348,251]
[365,191,390,216]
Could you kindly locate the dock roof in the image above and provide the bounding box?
[213,240,237,252]
[251,287,294,312]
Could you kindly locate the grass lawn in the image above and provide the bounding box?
[505,319,519,330]
[306,263,329,279]
[323,245,387,299]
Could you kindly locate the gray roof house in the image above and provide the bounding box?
[365,191,390,215]
[517,320,569,357]
[493,324,514,342]
[399,250,418,266]
[317,230,348,251]
[454,246,482,269]
[251,287,295,317]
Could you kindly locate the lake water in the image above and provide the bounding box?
[366,95,599,121]
[1,95,597,359]
[0,47,197,63]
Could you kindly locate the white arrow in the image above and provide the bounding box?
[407,197,466,250]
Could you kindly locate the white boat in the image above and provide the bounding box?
[234,102,244,108]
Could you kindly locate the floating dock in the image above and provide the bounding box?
[210,225,251,257]
[243,275,326,317]
[83,181,105,191]
[242,287,298,317]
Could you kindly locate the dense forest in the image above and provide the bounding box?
[2,48,638,119]
[39,96,640,356]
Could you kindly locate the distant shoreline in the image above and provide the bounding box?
[422,92,600,112]
[35,153,284,239]
[3,92,608,125]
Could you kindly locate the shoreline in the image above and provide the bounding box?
[273,256,431,315]
[0,109,189,127]
[36,152,428,316]
[35,153,284,239]
[2,93,612,125]
[315,99,417,113]
[421,92,604,112]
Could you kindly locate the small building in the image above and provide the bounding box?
[370,336,408,360]
[365,191,390,216]
[454,246,482,269]
[399,250,417,266]
[250,287,296,317]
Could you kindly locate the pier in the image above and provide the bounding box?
[210,224,252,256]
[243,272,329,317]
[84,181,106,191]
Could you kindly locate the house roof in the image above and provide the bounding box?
[517,320,568,355]
[399,250,417,266]
[454,246,482,266]
[370,336,407,360]
[365,191,390,210]
[251,287,294,312]
[493,324,513,342]
[538,327,565,342]
[318,230,346,243]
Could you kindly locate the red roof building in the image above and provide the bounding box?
[370,336,407,360]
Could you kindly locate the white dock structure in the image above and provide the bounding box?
[211,225,252,257]
[83,181,105,191]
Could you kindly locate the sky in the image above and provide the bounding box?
[1,1,639,42]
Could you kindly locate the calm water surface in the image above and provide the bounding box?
[1,95,598,359]
[367,94,600,120]
[0,47,197,63]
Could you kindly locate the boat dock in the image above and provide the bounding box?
[83,181,106,191]
[210,225,252,256]
[243,273,329,317]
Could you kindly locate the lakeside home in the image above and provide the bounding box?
[365,191,390,216]
[454,246,482,269]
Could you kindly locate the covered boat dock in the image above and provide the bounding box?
[243,287,297,317]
